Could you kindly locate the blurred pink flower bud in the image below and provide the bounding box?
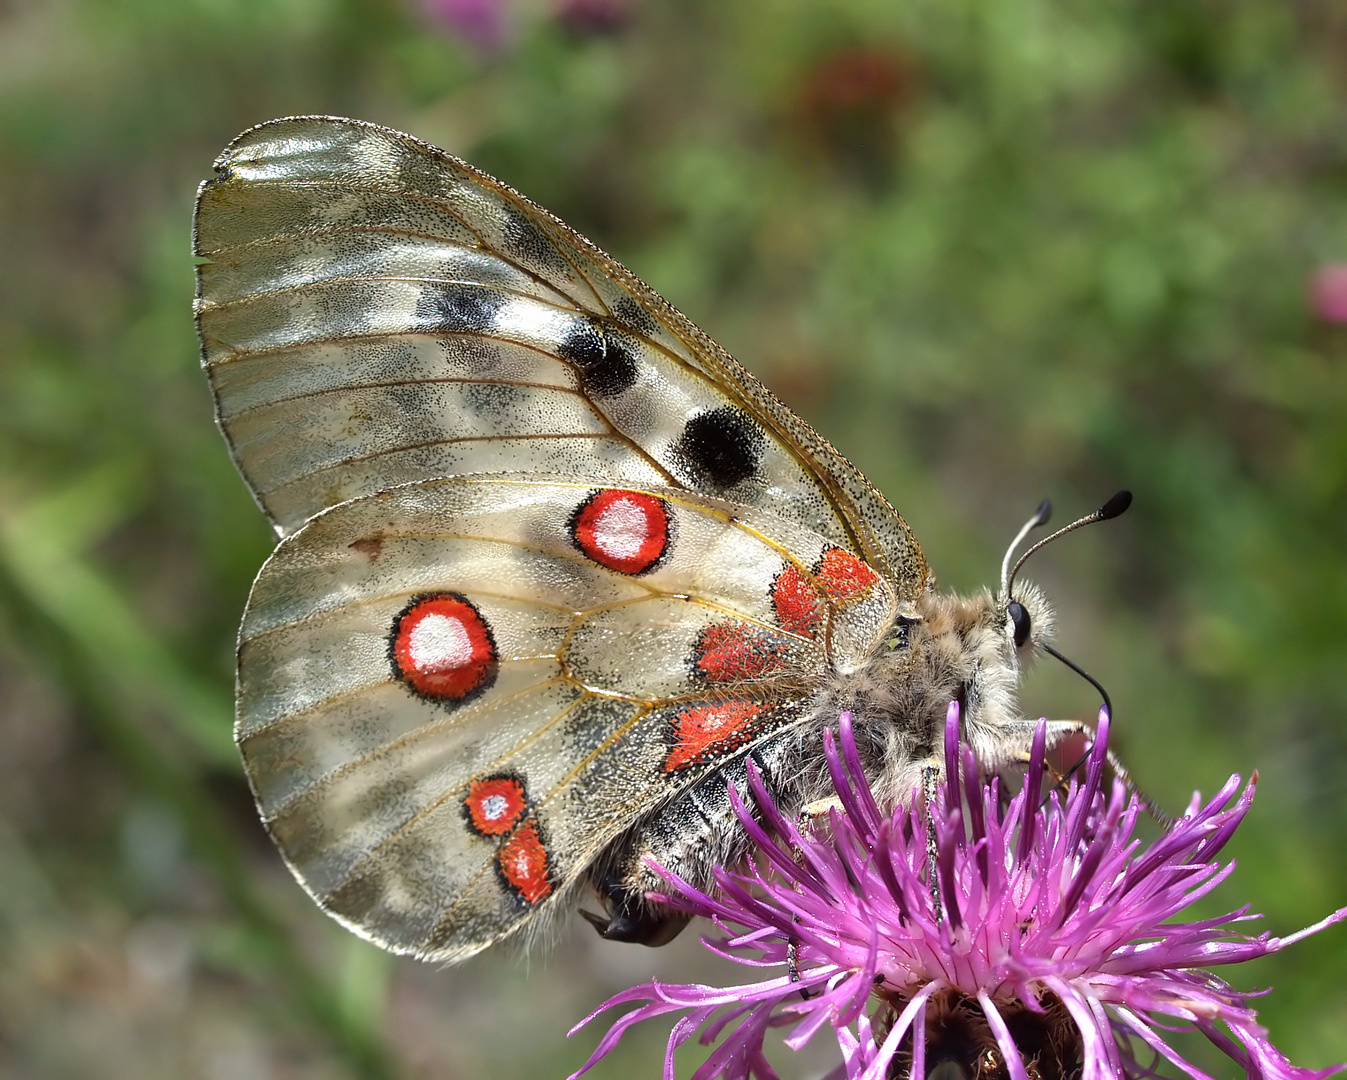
[1310,263,1347,324]
[554,0,627,34]
[421,0,509,52]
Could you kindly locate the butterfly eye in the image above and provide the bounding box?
[1007,600,1032,648]
[887,614,919,651]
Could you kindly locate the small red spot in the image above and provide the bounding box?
[771,565,821,636]
[570,489,670,575]
[390,593,497,702]
[694,623,788,682]
[816,547,878,602]
[497,820,553,905]
[664,701,764,772]
[464,775,527,837]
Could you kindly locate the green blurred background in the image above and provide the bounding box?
[2,0,1347,1076]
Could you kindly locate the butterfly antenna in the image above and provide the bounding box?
[1005,490,1132,598]
[999,499,1052,599]
[1009,491,1165,824]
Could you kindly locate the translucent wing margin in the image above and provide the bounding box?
[194,115,927,598]
[237,478,897,960]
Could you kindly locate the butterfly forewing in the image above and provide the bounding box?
[195,116,926,596]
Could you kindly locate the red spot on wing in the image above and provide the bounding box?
[816,547,878,601]
[497,820,553,905]
[464,775,527,837]
[771,549,877,638]
[570,489,670,575]
[664,701,765,772]
[771,566,822,636]
[694,623,789,682]
[390,593,498,702]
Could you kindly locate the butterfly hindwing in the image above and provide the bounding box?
[194,116,926,596]
[236,477,896,959]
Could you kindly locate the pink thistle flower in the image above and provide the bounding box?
[571,705,1347,1080]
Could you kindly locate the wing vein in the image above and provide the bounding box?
[221,375,584,421]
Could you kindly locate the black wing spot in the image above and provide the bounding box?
[556,316,638,397]
[414,283,507,334]
[561,697,640,758]
[501,207,571,277]
[672,407,764,490]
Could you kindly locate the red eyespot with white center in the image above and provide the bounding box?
[390,593,498,703]
[497,820,554,906]
[569,489,670,575]
[664,701,765,772]
[464,775,528,837]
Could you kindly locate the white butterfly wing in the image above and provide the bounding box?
[194,115,926,596]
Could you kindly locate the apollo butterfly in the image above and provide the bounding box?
[194,116,1126,962]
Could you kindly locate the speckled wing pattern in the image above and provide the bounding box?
[194,116,928,961]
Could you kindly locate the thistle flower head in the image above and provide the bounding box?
[572,705,1347,1080]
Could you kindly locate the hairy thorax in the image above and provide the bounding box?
[822,585,1046,809]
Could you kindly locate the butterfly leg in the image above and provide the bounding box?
[785,798,845,1000]
[786,935,813,999]
[922,762,943,925]
[1001,719,1171,827]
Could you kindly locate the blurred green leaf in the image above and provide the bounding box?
[0,462,236,767]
